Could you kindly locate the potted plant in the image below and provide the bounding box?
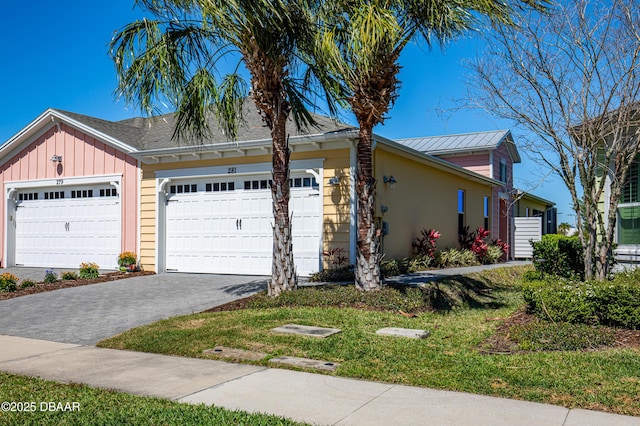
[118,251,138,272]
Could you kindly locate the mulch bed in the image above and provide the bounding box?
[478,308,640,354]
[0,271,155,301]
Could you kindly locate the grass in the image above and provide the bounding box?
[98,266,640,416]
[0,372,306,426]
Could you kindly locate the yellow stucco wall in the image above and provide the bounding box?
[139,148,351,272]
[516,196,548,217]
[374,146,493,259]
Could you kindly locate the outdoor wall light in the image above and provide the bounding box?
[328,176,340,185]
[50,155,63,163]
[383,175,397,188]
[381,205,389,214]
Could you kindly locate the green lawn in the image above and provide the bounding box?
[98,266,640,416]
[0,372,306,426]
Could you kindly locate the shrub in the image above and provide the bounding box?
[523,270,640,329]
[321,248,348,268]
[380,258,410,278]
[459,226,507,264]
[531,234,584,279]
[510,322,615,351]
[308,265,354,282]
[436,248,478,268]
[79,262,100,279]
[118,251,138,267]
[61,271,78,280]
[483,245,504,264]
[0,273,18,292]
[407,255,432,272]
[20,279,36,289]
[44,269,58,283]
[412,229,440,258]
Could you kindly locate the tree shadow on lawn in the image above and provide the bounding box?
[388,274,508,312]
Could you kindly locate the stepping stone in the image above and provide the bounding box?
[271,324,341,338]
[376,327,430,339]
[269,356,340,372]
[203,346,267,361]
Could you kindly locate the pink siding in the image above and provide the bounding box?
[439,154,491,178]
[0,123,138,266]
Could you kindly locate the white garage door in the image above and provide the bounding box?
[14,185,121,269]
[166,174,321,276]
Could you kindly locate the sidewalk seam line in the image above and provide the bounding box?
[331,384,395,425]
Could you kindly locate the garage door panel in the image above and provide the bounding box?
[15,188,120,269]
[166,174,321,275]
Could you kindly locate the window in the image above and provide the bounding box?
[99,188,117,197]
[483,196,490,230]
[499,159,508,182]
[18,192,39,201]
[618,156,640,244]
[458,189,465,235]
[244,180,272,190]
[169,184,197,194]
[44,191,65,200]
[71,190,93,198]
[206,182,235,192]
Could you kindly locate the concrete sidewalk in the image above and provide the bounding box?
[1,335,637,426]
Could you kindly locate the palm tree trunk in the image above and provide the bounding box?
[355,124,381,291]
[269,115,297,296]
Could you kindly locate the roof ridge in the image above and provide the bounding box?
[396,129,510,141]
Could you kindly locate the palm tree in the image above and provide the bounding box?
[111,0,332,296]
[317,0,546,291]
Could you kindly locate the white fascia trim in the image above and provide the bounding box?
[5,173,123,189]
[52,111,138,154]
[0,110,137,163]
[375,135,503,187]
[135,130,358,159]
[155,159,324,180]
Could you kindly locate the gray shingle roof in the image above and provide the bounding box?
[54,103,354,152]
[396,129,521,163]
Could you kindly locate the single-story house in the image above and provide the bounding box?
[1,108,538,275]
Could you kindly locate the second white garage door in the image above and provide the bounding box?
[165,174,321,276]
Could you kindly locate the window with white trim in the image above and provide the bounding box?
[618,156,640,244]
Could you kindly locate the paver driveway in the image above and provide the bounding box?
[0,272,267,345]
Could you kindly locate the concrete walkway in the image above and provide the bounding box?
[0,335,638,426]
[384,260,532,285]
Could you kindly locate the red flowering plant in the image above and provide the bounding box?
[459,226,505,263]
[413,229,441,258]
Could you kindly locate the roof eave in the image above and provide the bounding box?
[0,109,138,162]
[133,128,359,163]
[375,134,503,187]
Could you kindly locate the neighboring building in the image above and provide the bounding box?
[397,131,557,258]
[514,191,557,235]
[608,154,640,267]
[0,108,501,275]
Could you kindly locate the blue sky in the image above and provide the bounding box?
[0,1,573,224]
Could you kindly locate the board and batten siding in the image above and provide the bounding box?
[0,123,139,267]
[513,217,542,258]
[438,153,491,178]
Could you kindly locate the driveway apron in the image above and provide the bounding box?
[0,273,266,345]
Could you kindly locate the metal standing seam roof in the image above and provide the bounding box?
[396,130,521,162]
